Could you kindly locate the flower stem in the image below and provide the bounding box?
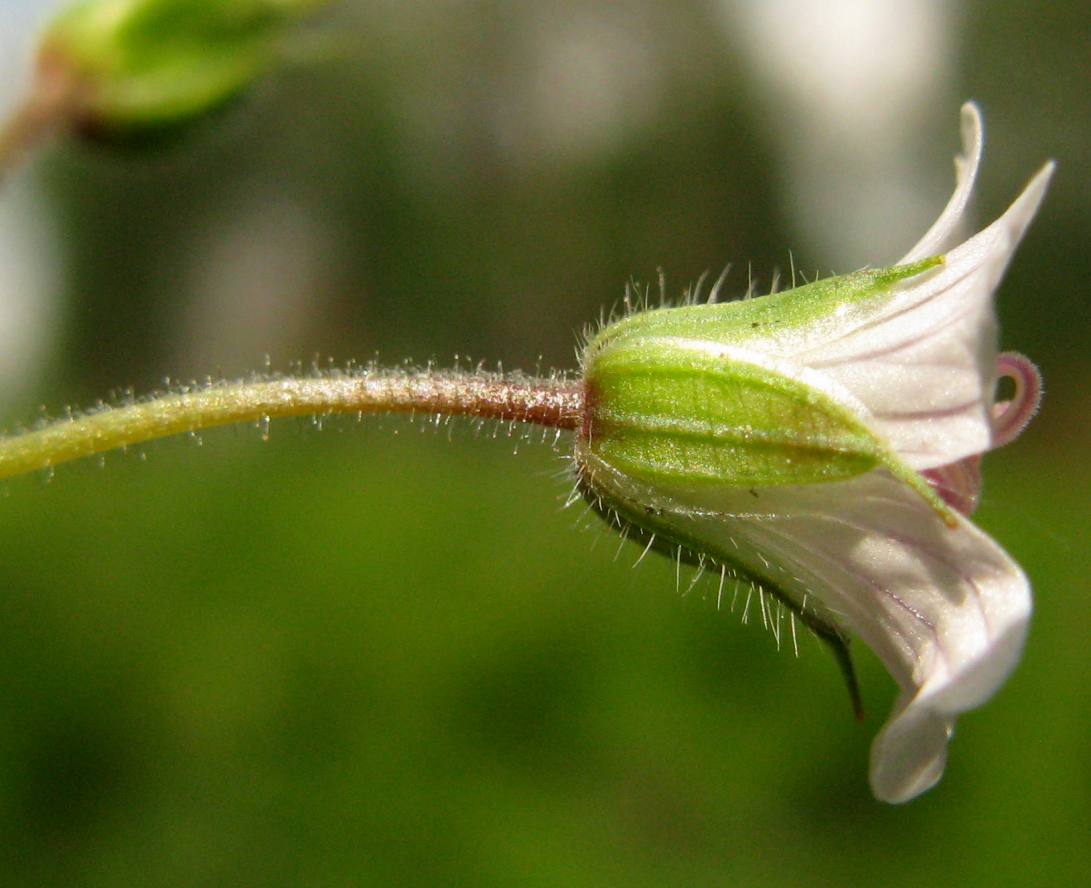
[0,52,83,181]
[0,370,584,481]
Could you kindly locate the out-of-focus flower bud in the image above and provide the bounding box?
[37,0,332,138]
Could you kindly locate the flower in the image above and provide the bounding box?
[575,103,1052,803]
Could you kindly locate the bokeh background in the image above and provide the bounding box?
[0,1,1087,885]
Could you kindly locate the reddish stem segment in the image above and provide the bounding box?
[0,50,85,180]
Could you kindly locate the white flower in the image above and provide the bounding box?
[578,103,1052,802]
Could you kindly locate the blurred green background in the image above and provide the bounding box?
[0,1,1087,885]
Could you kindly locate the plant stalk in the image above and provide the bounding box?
[0,371,584,481]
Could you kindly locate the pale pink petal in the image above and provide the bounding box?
[790,161,1053,470]
[733,474,1030,803]
[923,455,983,516]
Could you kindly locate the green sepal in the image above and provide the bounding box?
[585,335,883,489]
[589,258,943,357]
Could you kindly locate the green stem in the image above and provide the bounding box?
[0,371,584,481]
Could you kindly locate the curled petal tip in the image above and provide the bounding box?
[992,352,1043,448]
[958,102,984,177]
[868,525,1031,803]
[900,103,984,263]
[870,708,952,804]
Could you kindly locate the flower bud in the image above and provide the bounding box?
[37,0,331,138]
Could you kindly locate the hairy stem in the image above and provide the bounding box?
[0,371,584,481]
